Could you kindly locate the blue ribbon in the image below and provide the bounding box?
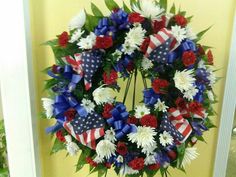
[114,55,133,77]
[107,103,137,139]
[154,151,170,166]
[94,18,116,37]
[143,88,161,106]
[110,9,130,30]
[194,83,206,103]
[191,121,208,136]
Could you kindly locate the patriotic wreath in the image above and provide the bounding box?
[41,0,217,176]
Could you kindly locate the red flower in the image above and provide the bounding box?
[105,162,111,169]
[117,142,128,156]
[56,130,66,142]
[140,114,158,128]
[152,79,169,94]
[128,158,145,170]
[174,14,188,27]
[103,70,118,85]
[197,44,205,56]
[102,104,114,118]
[86,157,98,167]
[95,36,113,49]
[140,37,150,54]
[153,16,166,33]
[127,116,139,125]
[128,12,145,23]
[188,101,203,115]
[58,31,69,47]
[207,50,214,65]
[167,150,177,160]
[64,108,77,122]
[175,97,187,111]
[182,51,196,67]
[127,61,135,72]
[148,163,161,170]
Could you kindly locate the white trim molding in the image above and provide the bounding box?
[0,0,41,177]
[213,11,236,177]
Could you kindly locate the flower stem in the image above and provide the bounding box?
[132,69,138,110]
[123,73,133,104]
[141,71,147,89]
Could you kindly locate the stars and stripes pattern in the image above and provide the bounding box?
[63,112,105,149]
[65,53,83,76]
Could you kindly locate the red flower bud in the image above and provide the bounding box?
[64,108,77,122]
[148,163,161,170]
[95,36,113,49]
[102,104,114,119]
[167,150,177,160]
[128,12,145,23]
[58,31,69,47]
[207,50,214,65]
[56,130,66,142]
[152,79,169,94]
[103,70,118,85]
[174,14,188,27]
[128,158,145,170]
[117,142,128,156]
[140,37,150,54]
[152,16,166,33]
[140,114,158,128]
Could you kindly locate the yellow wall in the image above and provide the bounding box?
[29,0,236,176]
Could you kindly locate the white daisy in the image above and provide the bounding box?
[122,42,137,55]
[77,32,96,50]
[92,86,115,105]
[144,155,156,165]
[113,49,123,61]
[69,29,84,43]
[134,105,150,119]
[104,127,116,143]
[207,90,214,102]
[185,26,197,40]
[183,86,199,101]
[142,142,157,155]
[154,99,169,112]
[119,164,139,176]
[93,155,104,164]
[141,58,153,70]
[41,98,54,119]
[207,67,216,87]
[128,126,157,148]
[132,0,164,20]
[171,25,187,43]
[159,131,174,147]
[174,69,196,92]
[181,147,199,168]
[198,60,206,69]
[81,98,95,114]
[65,135,80,156]
[96,140,116,159]
[117,155,124,163]
[68,9,86,30]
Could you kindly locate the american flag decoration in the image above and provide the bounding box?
[63,112,105,149]
[160,108,192,143]
[65,53,83,76]
[145,28,178,59]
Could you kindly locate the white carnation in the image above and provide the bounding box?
[68,9,86,30]
[69,29,84,43]
[96,140,116,159]
[41,98,54,118]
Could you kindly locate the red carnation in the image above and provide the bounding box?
[105,162,111,169]
[128,12,145,23]
[182,51,196,67]
[103,70,118,85]
[152,79,169,94]
[153,16,166,33]
[188,101,203,114]
[174,14,188,27]
[64,108,77,122]
[58,31,69,47]
[175,97,187,111]
[128,158,145,170]
[102,104,114,118]
[140,114,158,128]
[127,116,139,125]
[197,44,205,56]
[207,50,214,65]
[86,157,98,167]
[117,142,128,156]
[148,163,161,170]
[140,37,150,53]
[167,150,177,160]
[95,36,113,49]
[56,130,66,142]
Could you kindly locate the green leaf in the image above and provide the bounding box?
[130,0,137,8]
[176,143,186,167]
[75,148,92,172]
[44,78,59,90]
[85,13,101,31]
[42,39,58,46]
[170,4,176,14]
[91,3,103,17]
[186,15,194,22]
[104,0,119,11]
[204,118,217,129]
[196,26,213,41]
[50,138,65,155]
[159,0,168,10]
[123,2,131,13]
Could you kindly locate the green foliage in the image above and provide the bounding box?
[104,0,119,11]
[170,4,176,14]
[50,138,65,155]
[75,147,92,172]
[0,121,9,177]
[85,14,101,32]
[196,26,212,42]
[176,143,186,168]
[123,2,131,13]
[91,3,103,17]
[159,0,168,10]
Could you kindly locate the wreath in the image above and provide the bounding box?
[41,0,217,176]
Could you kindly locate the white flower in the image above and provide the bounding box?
[198,60,206,69]
[69,29,84,43]
[93,86,115,105]
[104,127,116,143]
[181,147,199,168]
[119,164,139,176]
[81,98,95,114]
[68,9,86,30]
[134,105,150,118]
[144,155,156,165]
[113,49,123,61]
[185,26,197,40]
[93,155,104,164]
[183,86,199,101]
[159,131,174,147]
[96,140,116,159]
[65,135,80,156]
[141,58,153,70]
[128,126,157,148]
[207,90,215,102]
[142,142,157,155]
[154,99,169,112]
[117,155,124,163]
[41,98,54,118]
[171,25,187,43]
[122,24,146,54]
[77,32,96,50]
[132,0,164,20]
[207,67,216,87]
[174,69,196,92]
